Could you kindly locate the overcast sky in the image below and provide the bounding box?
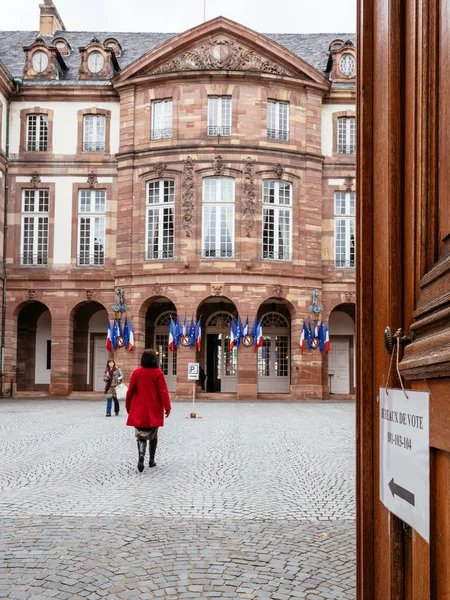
[3,0,356,34]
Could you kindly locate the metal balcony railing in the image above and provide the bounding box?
[267,129,289,141]
[207,126,231,137]
[146,249,175,260]
[77,253,105,266]
[20,253,48,266]
[26,142,47,152]
[83,141,106,152]
[151,128,172,140]
[262,250,293,262]
[337,144,356,155]
[334,259,355,268]
[201,248,234,259]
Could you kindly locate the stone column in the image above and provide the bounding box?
[50,313,73,397]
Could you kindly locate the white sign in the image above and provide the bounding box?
[188,363,199,380]
[379,388,430,543]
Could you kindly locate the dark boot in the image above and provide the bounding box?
[137,439,147,473]
[149,438,158,468]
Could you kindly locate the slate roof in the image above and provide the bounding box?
[0,29,356,82]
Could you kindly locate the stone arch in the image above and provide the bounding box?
[71,300,109,392]
[327,302,356,395]
[141,296,178,392]
[16,300,52,392]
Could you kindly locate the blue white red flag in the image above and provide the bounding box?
[183,315,187,337]
[175,315,181,348]
[324,323,330,354]
[230,318,237,351]
[195,317,202,351]
[106,321,113,353]
[123,317,129,348]
[236,316,243,348]
[243,316,249,337]
[254,320,263,352]
[168,317,175,352]
[318,321,325,352]
[307,321,313,350]
[300,321,308,353]
[189,316,195,347]
[127,320,134,352]
[251,316,258,337]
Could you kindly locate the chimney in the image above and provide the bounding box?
[39,0,66,36]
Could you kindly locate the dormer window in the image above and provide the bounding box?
[340,54,356,77]
[87,51,104,74]
[53,37,71,55]
[32,50,48,74]
[104,38,122,57]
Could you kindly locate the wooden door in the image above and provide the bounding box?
[329,337,350,394]
[93,337,108,392]
[358,0,450,598]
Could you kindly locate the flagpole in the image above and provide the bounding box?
[203,0,206,22]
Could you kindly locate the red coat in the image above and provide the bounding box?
[125,367,171,428]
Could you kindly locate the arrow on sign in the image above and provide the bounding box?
[388,478,415,506]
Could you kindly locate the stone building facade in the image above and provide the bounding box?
[0,1,356,399]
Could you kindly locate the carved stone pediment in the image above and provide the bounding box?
[152,37,289,75]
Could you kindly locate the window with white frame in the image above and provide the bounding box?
[78,190,106,266]
[146,180,175,260]
[83,115,106,152]
[151,99,173,140]
[26,114,48,151]
[21,189,49,265]
[202,178,235,258]
[207,96,231,136]
[267,101,289,141]
[337,117,356,154]
[262,180,292,261]
[334,191,355,268]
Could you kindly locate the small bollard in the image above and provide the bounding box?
[190,412,197,419]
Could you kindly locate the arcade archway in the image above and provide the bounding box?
[144,297,177,392]
[328,303,355,395]
[16,301,52,392]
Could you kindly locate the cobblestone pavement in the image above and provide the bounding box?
[0,400,355,599]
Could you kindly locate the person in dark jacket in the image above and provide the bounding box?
[125,349,171,472]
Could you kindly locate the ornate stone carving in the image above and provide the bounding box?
[181,157,195,238]
[274,163,284,179]
[242,157,256,238]
[273,284,283,298]
[85,289,94,301]
[152,38,287,75]
[308,289,323,319]
[212,155,225,176]
[154,162,166,178]
[27,290,37,301]
[153,283,164,296]
[111,287,127,314]
[30,172,41,188]
[211,284,224,297]
[344,175,354,191]
[87,171,97,188]
[344,291,356,303]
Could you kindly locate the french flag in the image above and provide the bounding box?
[127,320,134,352]
[243,316,249,337]
[300,321,308,353]
[229,318,237,351]
[324,323,330,354]
[183,315,187,337]
[168,317,175,352]
[254,320,263,352]
[106,321,113,353]
[195,317,202,351]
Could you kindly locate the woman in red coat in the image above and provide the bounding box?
[125,349,171,472]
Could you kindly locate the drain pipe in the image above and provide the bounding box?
[1,77,21,396]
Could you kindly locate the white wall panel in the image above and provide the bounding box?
[0,90,7,152]
[9,101,120,154]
